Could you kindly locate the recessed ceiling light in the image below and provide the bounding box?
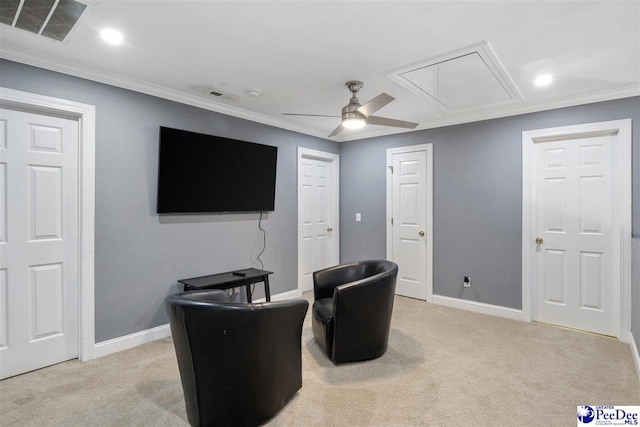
[535,74,553,87]
[100,28,123,45]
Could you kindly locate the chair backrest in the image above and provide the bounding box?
[166,290,308,426]
[313,259,397,300]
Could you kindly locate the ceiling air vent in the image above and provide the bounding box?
[207,88,239,102]
[0,0,89,43]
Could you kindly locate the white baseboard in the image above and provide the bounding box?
[431,295,524,321]
[94,323,171,358]
[93,288,303,358]
[631,333,640,386]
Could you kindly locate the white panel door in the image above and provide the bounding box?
[533,134,618,335]
[0,108,79,379]
[390,150,428,300]
[298,153,337,292]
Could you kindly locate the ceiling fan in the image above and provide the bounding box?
[283,81,419,137]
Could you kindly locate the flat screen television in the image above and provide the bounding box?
[157,127,277,213]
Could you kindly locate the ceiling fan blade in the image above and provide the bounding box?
[282,113,340,118]
[356,93,394,117]
[328,124,344,137]
[366,116,419,129]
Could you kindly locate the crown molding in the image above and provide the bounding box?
[0,46,329,140]
[410,85,640,132]
[2,45,638,143]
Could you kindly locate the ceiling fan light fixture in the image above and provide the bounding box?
[283,80,417,138]
[342,116,366,129]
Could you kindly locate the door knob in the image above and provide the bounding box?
[535,237,543,245]
[327,227,333,232]
[419,231,425,237]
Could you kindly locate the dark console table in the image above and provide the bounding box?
[178,268,273,303]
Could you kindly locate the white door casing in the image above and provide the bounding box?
[297,148,339,293]
[0,108,81,379]
[386,144,433,301]
[0,87,96,374]
[522,119,632,341]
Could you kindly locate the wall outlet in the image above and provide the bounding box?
[463,276,471,288]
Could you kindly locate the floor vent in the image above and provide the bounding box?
[0,0,88,43]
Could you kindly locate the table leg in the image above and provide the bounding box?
[245,284,252,303]
[263,275,271,302]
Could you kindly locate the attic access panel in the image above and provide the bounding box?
[0,0,87,42]
[389,42,523,113]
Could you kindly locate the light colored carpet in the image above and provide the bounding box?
[2,294,639,426]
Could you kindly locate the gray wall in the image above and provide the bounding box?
[0,59,338,342]
[340,97,640,312]
[2,58,639,356]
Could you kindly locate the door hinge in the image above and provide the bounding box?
[388,165,393,174]
[391,217,394,225]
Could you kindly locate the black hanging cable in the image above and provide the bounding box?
[257,211,266,270]
[251,211,267,299]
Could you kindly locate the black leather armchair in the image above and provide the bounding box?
[312,260,398,364]
[165,290,309,427]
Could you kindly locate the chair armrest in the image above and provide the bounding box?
[313,262,367,300]
[313,268,340,300]
[170,289,230,303]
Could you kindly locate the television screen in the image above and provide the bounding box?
[157,127,277,213]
